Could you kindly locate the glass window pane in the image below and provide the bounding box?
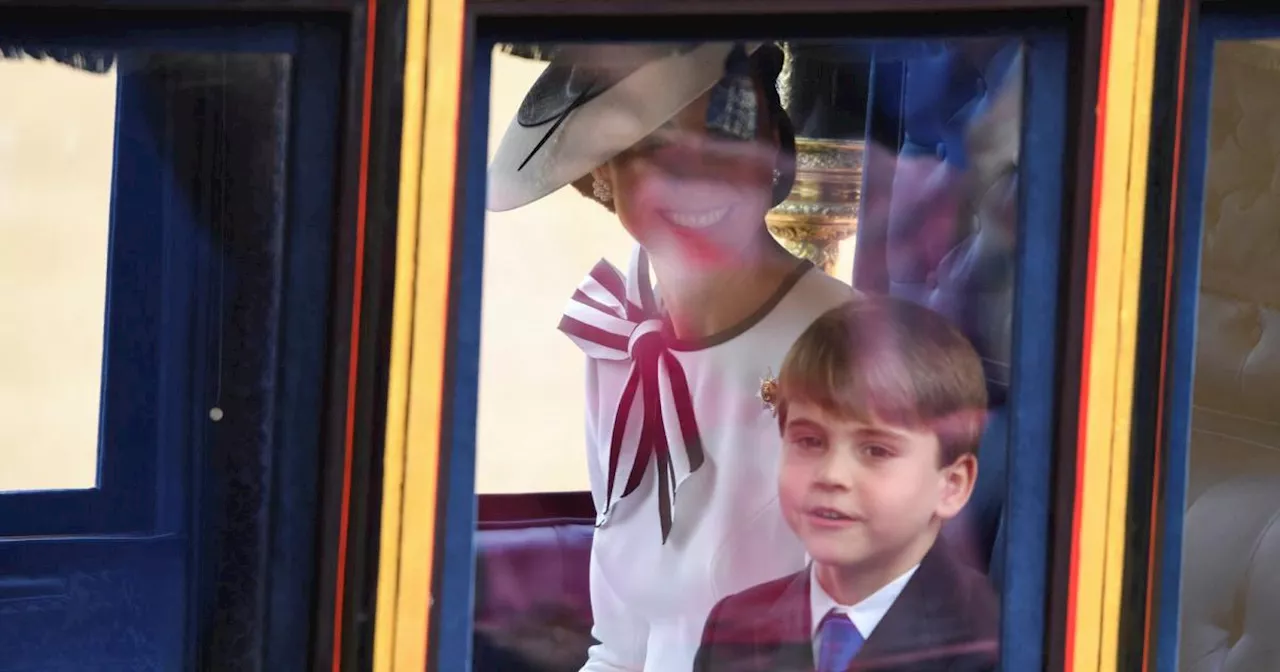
[0,56,114,493]
[1178,37,1280,672]
[470,35,1053,672]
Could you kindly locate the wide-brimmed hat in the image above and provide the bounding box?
[487,42,786,212]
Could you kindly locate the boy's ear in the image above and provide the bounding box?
[935,453,978,521]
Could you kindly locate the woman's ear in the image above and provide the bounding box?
[570,165,617,214]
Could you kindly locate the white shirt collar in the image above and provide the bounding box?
[809,561,920,642]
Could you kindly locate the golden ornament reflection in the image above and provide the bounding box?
[766,137,864,276]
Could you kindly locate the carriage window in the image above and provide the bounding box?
[459,32,1071,672]
[0,56,115,493]
[0,38,340,547]
[1171,33,1280,672]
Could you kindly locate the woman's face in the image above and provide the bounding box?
[594,85,779,265]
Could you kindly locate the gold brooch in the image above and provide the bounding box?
[758,369,779,417]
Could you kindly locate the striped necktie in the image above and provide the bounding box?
[816,609,864,672]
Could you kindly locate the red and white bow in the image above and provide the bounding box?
[558,245,705,544]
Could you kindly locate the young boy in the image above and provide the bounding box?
[693,297,1000,672]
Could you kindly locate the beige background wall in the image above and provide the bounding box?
[0,59,115,492]
[474,51,634,494]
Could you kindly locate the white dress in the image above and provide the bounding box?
[559,245,855,672]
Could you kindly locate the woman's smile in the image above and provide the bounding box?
[659,205,732,229]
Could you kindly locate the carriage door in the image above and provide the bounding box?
[0,12,346,670]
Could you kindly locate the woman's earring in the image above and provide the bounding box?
[592,177,613,203]
[771,168,781,185]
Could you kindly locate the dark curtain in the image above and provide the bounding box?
[0,46,115,73]
[145,53,300,672]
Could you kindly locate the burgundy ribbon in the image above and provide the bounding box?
[558,246,705,543]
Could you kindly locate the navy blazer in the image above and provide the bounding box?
[692,539,1000,672]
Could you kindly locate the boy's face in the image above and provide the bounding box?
[777,400,977,574]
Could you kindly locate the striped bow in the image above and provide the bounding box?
[558,245,705,544]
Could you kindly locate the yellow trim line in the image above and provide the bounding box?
[372,0,466,669]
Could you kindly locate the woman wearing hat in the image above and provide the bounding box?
[488,42,856,671]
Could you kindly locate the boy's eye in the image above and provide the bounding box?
[862,444,894,459]
[788,435,824,451]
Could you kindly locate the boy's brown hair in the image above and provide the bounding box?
[777,297,989,466]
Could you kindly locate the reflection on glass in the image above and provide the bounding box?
[473,39,1023,672]
[0,56,115,493]
[1179,39,1280,672]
